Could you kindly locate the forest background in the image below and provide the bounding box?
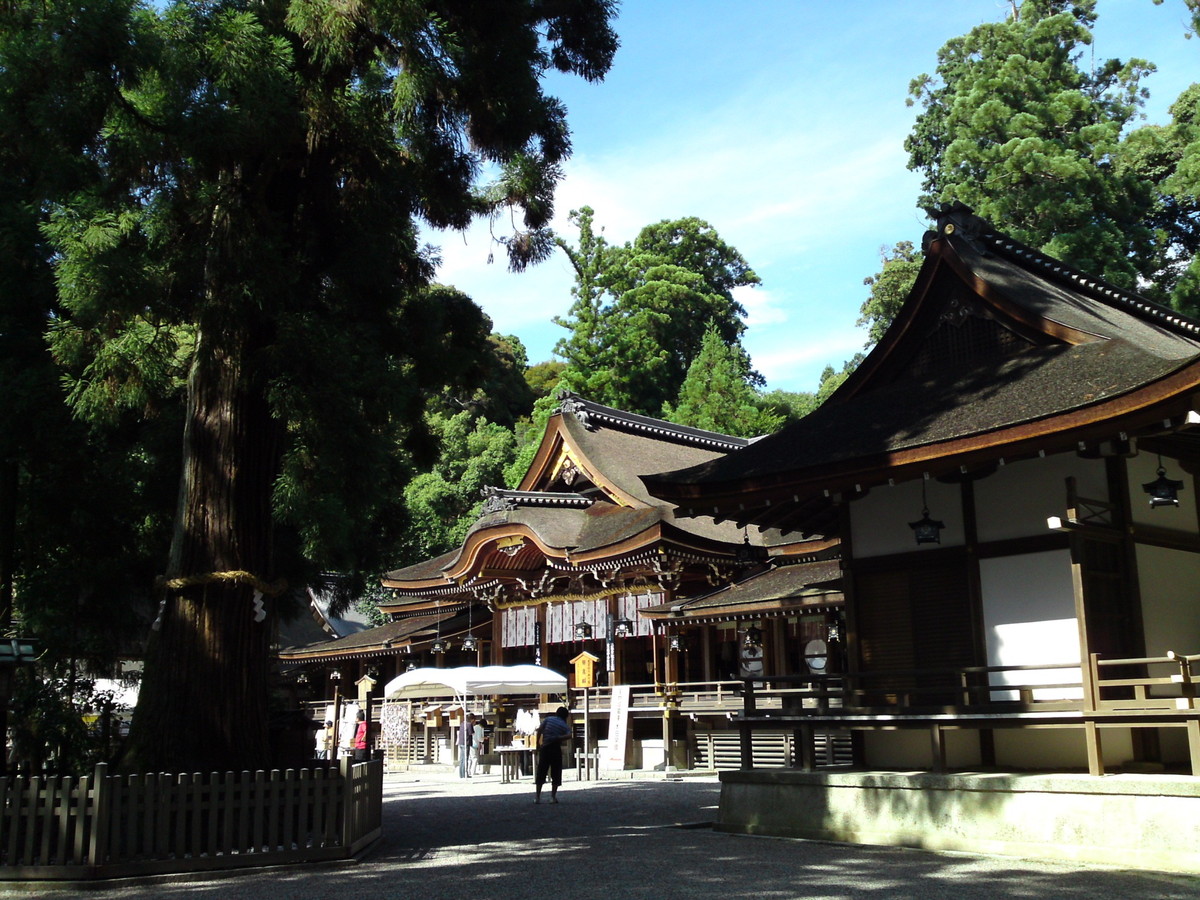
[5,0,1200,771]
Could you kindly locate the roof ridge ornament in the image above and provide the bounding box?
[931,202,991,253]
[933,207,1200,338]
[556,389,594,430]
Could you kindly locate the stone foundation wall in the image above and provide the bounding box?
[718,769,1200,873]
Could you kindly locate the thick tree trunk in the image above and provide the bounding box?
[0,458,15,775]
[124,322,282,773]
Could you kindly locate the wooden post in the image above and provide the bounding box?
[1085,720,1105,776]
[792,723,815,771]
[339,756,355,848]
[331,685,342,759]
[739,678,757,769]
[1187,720,1200,776]
[929,724,946,773]
[85,763,110,868]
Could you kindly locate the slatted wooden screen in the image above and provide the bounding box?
[855,559,975,706]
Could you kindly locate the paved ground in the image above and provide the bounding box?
[8,769,1200,899]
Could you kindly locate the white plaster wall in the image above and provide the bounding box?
[862,729,982,769]
[992,728,1133,770]
[861,729,935,769]
[974,453,1108,543]
[850,478,963,558]
[1136,543,1200,658]
[978,551,1081,700]
[1126,451,1199,528]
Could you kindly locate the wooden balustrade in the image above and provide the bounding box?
[733,653,1200,776]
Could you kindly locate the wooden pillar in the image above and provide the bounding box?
[1070,532,1104,774]
[739,678,757,769]
[929,724,946,773]
[792,723,815,771]
[1187,719,1200,776]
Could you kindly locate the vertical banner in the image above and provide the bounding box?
[602,684,631,772]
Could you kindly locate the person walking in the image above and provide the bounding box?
[466,714,484,776]
[535,706,571,804]
[315,720,333,760]
[353,710,369,762]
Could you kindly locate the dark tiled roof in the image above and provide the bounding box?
[383,549,459,584]
[652,340,1187,487]
[558,393,755,452]
[642,559,843,618]
[383,397,771,586]
[279,610,472,657]
[647,210,1200,494]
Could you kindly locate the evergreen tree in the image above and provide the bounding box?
[858,242,924,347]
[906,0,1154,288]
[553,210,760,416]
[1120,82,1200,316]
[663,320,782,438]
[33,0,617,772]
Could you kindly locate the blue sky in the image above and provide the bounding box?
[428,0,1197,394]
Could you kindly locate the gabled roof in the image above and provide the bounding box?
[640,559,843,624]
[279,609,477,662]
[645,207,1200,535]
[383,394,769,595]
[520,393,754,506]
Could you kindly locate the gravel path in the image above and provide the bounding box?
[7,770,1199,899]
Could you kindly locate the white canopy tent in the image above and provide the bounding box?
[383,664,567,700]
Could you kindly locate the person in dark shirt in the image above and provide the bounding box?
[535,706,571,804]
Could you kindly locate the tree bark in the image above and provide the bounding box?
[0,458,15,775]
[123,320,282,773]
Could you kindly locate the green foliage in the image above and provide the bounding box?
[553,209,760,416]
[7,0,618,771]
[525,360,568,399]
[1120,83,1200,317]
[760,389,820,424]
[0,0,175,687]
[906,0,1155,289]
[858,241,924,346]
[504,389,566,489]
[663,320,783,437]
[395,411,518,567]
[8,668,128,774]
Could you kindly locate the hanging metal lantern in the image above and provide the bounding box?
[1143,456,1185,508]
[574,620,593,639]
[668,633,684,652]
[742,625,762,648]
[462,633,478,652]
[909,477,945,544]
[613,617,633,638]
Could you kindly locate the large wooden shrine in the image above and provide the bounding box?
[379,394,783,687]
[647,204,1200,777]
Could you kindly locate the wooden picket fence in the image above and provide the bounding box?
[0,758,382,881]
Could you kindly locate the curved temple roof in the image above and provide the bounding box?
[645,206,1200,535]
[382,394,775,598]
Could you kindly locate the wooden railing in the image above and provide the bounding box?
[575,680,744,712]
[0,758,382,881]
[734,653,1200,776]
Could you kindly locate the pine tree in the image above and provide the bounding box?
[663,320,782,438]
[906,0,1154,288]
